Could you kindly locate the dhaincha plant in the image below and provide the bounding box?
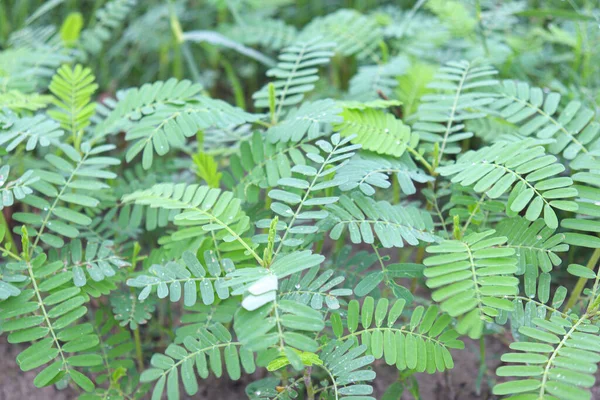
[1,1,600,399]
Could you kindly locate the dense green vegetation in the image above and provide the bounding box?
[1,0,600,399]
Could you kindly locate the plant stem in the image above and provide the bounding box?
[475,0,490,58]
[304,366,314,400]
[133,327,144,371]
[565,248,600,311]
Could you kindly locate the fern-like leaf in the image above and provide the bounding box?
[334,107,419,157]
[93,78,203,137]
[266,99,342,144]
[0,114,64,152]
[127,250,235,307]
[325,192,438,248]
[14,142,119,249]
[424,229,519,338]
[0,166,38,210]
[279,266,352,310]
[48,64,98,140]
[413,60,497,162]
[438,139,578,229]
[348,56,409,101]
[48,239,129,287]
[234,298,324,352]
[330,296,462,373]
[122,184,258,263]
[140,323,255,399]
[252,37,335,113]
[259,133,359,252]
[110,290,156,330]
[489,80,600,160]
[301,9,383,62]
[495,217,568,297]
[223,131,313,203]
[336,153,433,196]
[79,0,137,55]
[124,96,259,169]
[222,17,297,50]
[1,252,98,391]
[0,90,53,112]
[318,339,376,399]
[494,315,600,400]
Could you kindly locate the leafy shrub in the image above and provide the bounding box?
[1,1,600,399]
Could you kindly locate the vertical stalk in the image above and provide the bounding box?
[129,242,144,370]
[133,327,144,371]
[304,366,314,400]
[475,0,490,58]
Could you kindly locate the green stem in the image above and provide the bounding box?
[304,366,315,400]
[407,147,434,174]
[565,248,600,312]
[475,0,490,58]
[133,327,144,371]
[221,58,246,109]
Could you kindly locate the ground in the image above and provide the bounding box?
[0,336,505,399]
[3,335,599,399]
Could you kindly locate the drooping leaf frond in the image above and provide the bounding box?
[438,139,578,229]
[424,230,519,338]
[124,96,259,169]
[0,114,64,152]
[495,217,568,297]
[266,99,342,144]
[140,323,255,398]
[122,184,257,262]
[127,250,235,307]
[0,167,38,210]
[82,309,137,397]
[318,339,376,399]
[1,252,98,392]
[324,192,438,248]
[330,296,463,373]
[335,153,433,196]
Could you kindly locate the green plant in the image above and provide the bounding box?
[2,1,600,400]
